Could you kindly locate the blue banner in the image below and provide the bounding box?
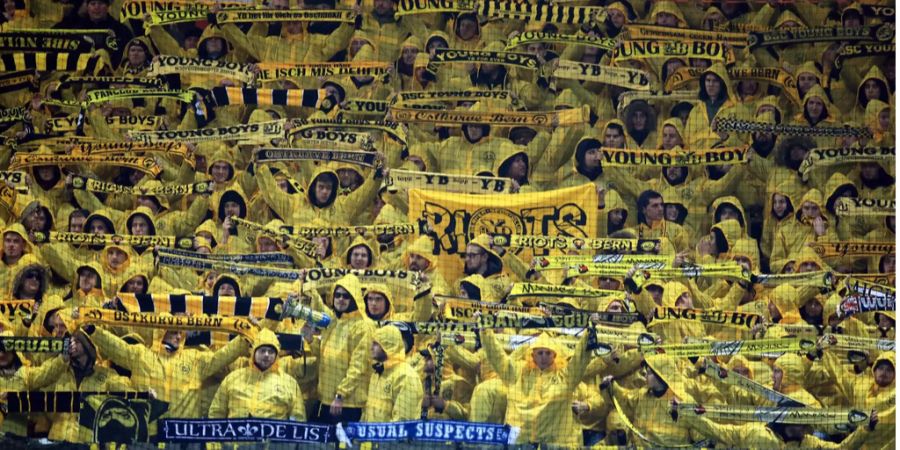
[160,419,333,443]
[338,420,517,445]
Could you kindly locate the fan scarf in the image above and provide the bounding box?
[592,263,751,282]
[79,307,258,339]
[664,66,799,104]
[57,75,164,89]
[302,268,422,293]
[0,336,68,353]
[0,171,26,191]
[715,117,872,138]
[492,234,659,253]
[653,306,763,330]
[395,0,474,16]
[534,254,671,271]
[3,392,150,414]
[157,253,303,281]
[506,32,617,50]
[750,270,835,289]
[838,294,895,317]
[835,42,895,69]
[703,358,806,406]
[148,56,256,84]
[130,120,286,144]
[610,384,694,448]
[120,0,246,19]
[808,241,895,258]
[289,128,375,150]
[288,117,407,144]
[844,277,895,299]
[71,141,191,157]
[384,169,514,194]
[0,28,116,50]
[546,60,653,90]
[117,293,285,321]
[9,153,162,176]
[426,49,540,75]
[836,197,895,216]
[84,88,196,106]
[254,148,378,168]
[642,338,816,357]
[69,176,211,196]
[507,282,623,300]
[0,185,17,217]
[0,70,37,93]
[477,1,606,25]
[677,404,868,426]
[215,8,358,23]
[203,86,334,111]
[0,51,108,75]
[340,98,389,116]
[625,24,747,47]
[145,8,208,27]
[748,23,895,48]
[156,247,293,265]
[46,114,164,134]
[612,40,734,63]
[31,231,192,249]
[391,105,589,127]
[392,90,516,106]
[0,106,28,125]
[825,333,895,352]
[597,147,749,167]
[798,146,894,181]
[256,61,391,81]
[440,298,598,329]
[231,217,318,258]
[279,223,416,238]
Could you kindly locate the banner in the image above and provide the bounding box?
[492,234,658,253]
[385,169,514,194]
[642,338,816,357]
[156,247,293,265]
[69,177,211,196]
[79,307,258,339]
[392,90,517,106]
[748,23,894,48]
[0,51,108,75]
[676,404,868,426]
[256,61,391,81]
[31,231,192,249]
[426,49,540,75]
[0,29,115,51]
[80,393,169,444]
[597,147,749,167]
[838,294,895,317]
[9,153,161,176]
[546,60,652,90]
[0,171,27,191]
[148,55,256,84]
[0,336,68,353]
[254,148,378,168]
[665,66,799,104]
[279,223,417,238]
[808,241,895,258]
[160,419,332,443]
[652,306,763,330]
[338,420,517,445]
[0,70,37,93]
[625,24,747,47]
[408,185,598,280]
[714,117,872,139]
[506,31,617,50]
[0,299,35,320]
[611,40,734,63]
[835,42,895,69]
[836,197,896,216]
[391,105,588,127]
[798,146,894,181]
[231,217,318,258]
[215,8,357,23]
[130,120,285,144]
[844,277,895,299]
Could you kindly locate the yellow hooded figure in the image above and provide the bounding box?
[0,223,33,294]
[647,1,688,28]
[792,85,840,147]
[771,189,837,265]
[482,327,590,446]
[772,354,821,407]
[363,325,424,422]
[344,234,380,270]
[849,65,892,123]
[684,63,737,148]
[209,329,306,420]
[402,235,451,295]
[865,99,893,147]
[363,282,431,323]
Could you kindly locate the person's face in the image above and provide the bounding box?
[525,43,545,58]
[800,201,820,220]
[600,278,622,291]
[401,46,418,66]
[337,168,362,190]
[647,285,663,304]
[366,293,388,317]
[806,97,825,120]
[223,201,241,218]
[507,154,528,180]
[124,276,146,293]
[458,18,478,40]
[68,337,85,360]
[646,369,667,392]
[184,35,199,50]
[350,39,367,57]
[162,330,183,349]
[464,244,488,272]
[333,287,352,312]
[210,162,231,183]
[655,12,678,27]
[106,248,127,268]
[20,270,41,296]
[733,255,752,272]
[426,38,447,55]
[583,147,601,169]
[276,178,291,193]
[661,125,681,149]
[271,0,289,9]
[373,0,394,16]
[314,179,334,204]
[129,215,151,236]
[349,246,371,269]
[797,73,817,94]
[664,205,681,221]
[127,44,147,67]
[861,162,881,180]
[463,124,485,142]
[664,59,685,80]
[217,282,236,296]
[3,0,15,16]
[136,196,159,213]
[531,348,555,370]
[86,0,109,21]
[878,109,891,131]
[881,254,895,273]
[864,79,882,101]
[608,8,625,28]
[78,270,98,292]
[26,209,48,232]
[718,206,739,222]
[739,80,759,97]
[803,298,822,318]
[664,166,686,183]
[285,21,303,34]
[408,253,430,272]
[644,197,664,221]
[674,292,693,308]
[603,128,624,148]
[370,341,387,361]
[608,209,625,225]
[798,261,820,273]
[48,313,67,337]
[258,237,278,253]
[704,75,722,99]
[36,166,56,181]
[631,110,647,131]
[3,232,24,258]
[875,362,896,387]
[204,38,225,56]
[704,11,725,29]
[772,366,783,390]
[254,346,277,371]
